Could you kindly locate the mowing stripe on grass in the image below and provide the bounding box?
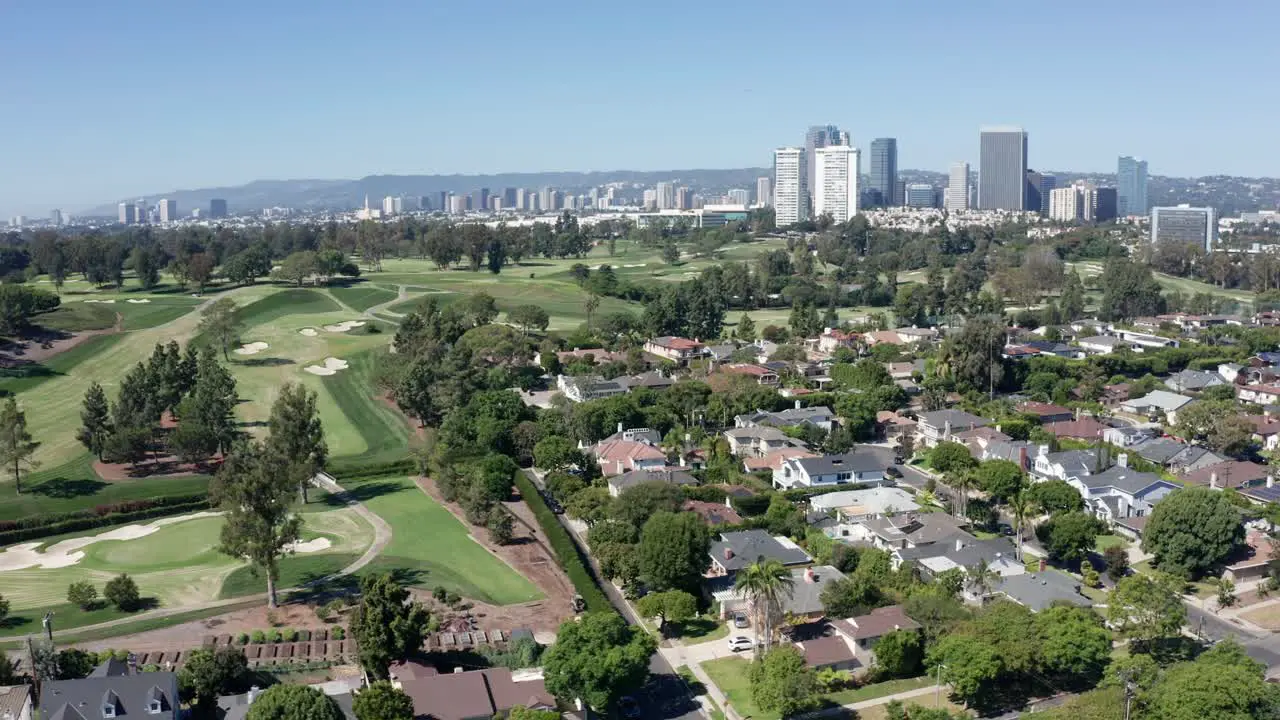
[0,333,125,395]
[238,289,342,328]
[329,284,398,312]
[322,350,413,468]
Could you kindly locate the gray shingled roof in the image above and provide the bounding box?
[42,660,179,720]
[710,529,812,571]
[918,409,988,430]
[792,451,885,476]
[994,572,1092,611]
[1081,466,1169,495]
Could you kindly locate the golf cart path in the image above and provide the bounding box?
[363,284,410,320]
[11,473,391,644]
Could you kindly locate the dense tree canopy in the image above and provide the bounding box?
[1142,487,1244,578]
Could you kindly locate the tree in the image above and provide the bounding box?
[1035,511,1103,562]
[0,594,8,627]
[635,590,697,630]
[942,317,1006,396]
[187,252,216,293]
[1026,479,1084,515]
[533,436,583,472]
[1103,544,1130,581]
[926,635,1002,706]
[55,648,96,680]
[1060,270,1086,321]
[737,312,756,341]
[1107,574,1187,651]
[67,580,98,610]
[1149,641,1280,720]
[199,297,243,361]
[1035,605,1110,686]
[104,573,141,611]
[611,481,684,529]
[77,381,112,460]
[211,440,300,608]
[276,251,319,286]
[749,645,818,717]
[508,707,560,720]
[1098,257,1166,321]
[0,284,59,334]
[1007,491,1038,562]
[350,573,431,679]
[352,681,415,720]
[172,347,238,463]
[130,247,161,289]
[872,629,923,679]
[487,507,514,545]
[1142,486,1244,578]
[974,459,1025,503]
[1215,577,1238,610]
[929,441,975,474]
[0,397,38,495]
[819,574,880,618]
[1175,400,1258,456]
[265,383,327,503]
[508,304,550,335]
[638,511,710,592]
[735,558,795,651]
[246,685,344,720]
[542,612,655,710]
[179,646,248,711]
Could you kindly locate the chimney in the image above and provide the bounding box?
[1210,472,1219,489]
[954,538,964,552]
[795,399,802,410]
[248,686,260,705]
[1117,453,1128,468]
[1038,558,1047,572]
[1018,446,1028,470]
[944,420,952,439]
[1269,475,1275,489]
[617,422,624,433]
[616,460,624,475]
[1037,444,1049,458]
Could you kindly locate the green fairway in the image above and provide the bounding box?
[0,334,125,396]
[218,552,359,599]
[352,475,543,605]
[238,288,342,327]
[328,284,398,312]
[320,351,412,466]
[34,303,118,332]
[0,458,209,522]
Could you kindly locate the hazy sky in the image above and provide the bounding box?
[3,0,1279,217]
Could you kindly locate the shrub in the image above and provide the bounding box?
[322,599,344,620]
[250,630,266,644]
[445,592,461,607]
[236,633,249,645]
[104,574,141,612]
[331,626,346,641]
[0,494,210,545]
[314,604,332,623]
[512,470,611,612]
[433,586,448,602]
[268,630,283,643]
[67,581,98,610]
[283,628,298,642]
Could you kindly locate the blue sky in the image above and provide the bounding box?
[2,0,1278,216]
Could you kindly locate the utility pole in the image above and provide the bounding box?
[935,662,947,706]
[1120,668,1136,720]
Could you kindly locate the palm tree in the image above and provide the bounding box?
[950,470,977,519]
[584,293,600,330]
[734,557,794,653]
[1008,491,1039,563]
[965,558,999,600]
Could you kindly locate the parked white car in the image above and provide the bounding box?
[727,636,757,652]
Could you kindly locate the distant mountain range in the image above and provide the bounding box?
[78,167,1280,218]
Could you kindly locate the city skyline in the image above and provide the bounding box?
[4,1,1279,217]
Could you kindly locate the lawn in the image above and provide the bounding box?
[1240,604,1280,631]
[33,302,118,331]
[825,675,933,705]
[328,284,398,312]
[0,456,210,522]
[676,665,725,720]
[237,288,342,327]
[320,350,413,467]
[0,333,125,396]
[1094,534,1128,552]
[672,617,731,643]
[352,475,543,605]
[701,657,936,720]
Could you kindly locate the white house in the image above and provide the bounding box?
[774,452,888,490]
[1032,447,1106,483]
[556,374,630,402]
[1119,390,1194,423]
[724,426,799,458]
[642,336,707,364]
[916,410,989,447]
[1113,329,1180,350]
[1237,384,1280,406]
[1077,336,1129,355]
[1064,461,1178,522]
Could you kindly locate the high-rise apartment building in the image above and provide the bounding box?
[159,199,177,222]
[813,145,860,222]
[382,196,396,216]
[1152,205,1215,251]
[540,187,556,212]
[946,163,970,211]
[449,195,468,215]
[477,188,490,212]
[726,189,750,206]
[1049,185,1096,222]
[50,209,63,226]
[1094,188,1118,222]
[642,189,657,210]
[756,176,772,208]
[676,187,694,210]
[978,126,1028,210]
[869,138,898,207]
[804,125,847,211]
[1117,156,1149,217]
[502,187,517,208]
[209,198,228,219]
[118,202,135,225]
[655,182,676,210]
[774,147,808,226]
[1025,171,1052,216]
[1038,173,1056,214]
[905,184,936,208]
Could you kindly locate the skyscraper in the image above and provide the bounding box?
[804,125,847,210]
[869,138,898,207]
[1094,188,1118,221]
[655,182,676,210]
[978,126,1028,210]
[1038,173,1057,214]
[1117,156,1149,217]
[813,145,860,222]
[676,187,694,210]
[1049,185,1096,222]
[773,147,807,226]
[946,163,970,211]
[209,198,228,219]
[1152,205,1215,251]
[159,199,177,222]
[478,188,491,211]
[502,187,517,208]
[756,176,772,208]
[50,209,63,226]
[904,184,936,208]
[726,189,749,206]
[1025,170,1050,216]
[118,202,135,225]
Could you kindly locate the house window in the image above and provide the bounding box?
[103,706,117,718]
[149,700,164,714]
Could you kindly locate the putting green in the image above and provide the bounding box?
[82,517,226,571]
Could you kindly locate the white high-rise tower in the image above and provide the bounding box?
[773,147,807,226]
[813,145,860,222]
[946,163,970,211]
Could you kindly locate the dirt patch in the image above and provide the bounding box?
[70,603,338,654]
[415,475,575,634]
[0,316,122,367]
[93,454,214,481]
[1239,602,1280,630]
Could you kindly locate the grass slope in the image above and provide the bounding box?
[328,284,398,312]
[0,334,125,396]
[0,457,210,522]
[238,289,342,327]
[322,351,412,467]
[351,475,542,605]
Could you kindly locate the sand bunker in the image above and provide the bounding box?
[82,299,117,304]
[298,328,319,337]
[0,512,222,572]
[623,263,647,268]
[322,320,366,332]
[303,357,350,376]
[233,341,269,356]
[290,538,332,553]
[126,298,152,304]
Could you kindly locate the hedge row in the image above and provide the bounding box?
[0,495,212,545]
[328,458,416,480]
[512,471,612,614]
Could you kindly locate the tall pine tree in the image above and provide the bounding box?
[77,381,112,460]
[172,347,238,464]
[265,383,327,503]
[0,398,38,494]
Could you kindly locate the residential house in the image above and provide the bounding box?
[1017,401,1075,424]
[850,512,969,554]
[885,361,925,380]
[773,451,888,490]
[812,487,921,539]
[723,426,800,458]
[1114,329,1180,350]
[865,330,907,347]
[1002,344,1041,361]
[590,438,666,476]
[389,664,555,720]
[1021,340,1082,359]
[1100,383,1133,406]
[721,363,780,386]
[981,440,1036,471]
[1223,532,1273,583]
[1044,417,1108,441]
[737,405,836,432]
[1180,460,1271,491]
[1032,447,1107,483]
[916,410,990,447]
[219,681,359,720]
[643,336,707,365]
[1130,436,1225,473]
[830,605,922,666]
[1067,462,1179,522]
[606,468,698,497]
[599,426,661,445]
[1219,363,1245,383]
[707,529,812,578]
[1238,384,1280,406]
[895,327,939,345]
[623,371,674,391]
[1077,336,1130,355]
[706,343,741,362]
[876,411,917,443]
[683,499,744,526]
[548,348,627,366]
[817,328,861,353]
[798,635,861,672]
[1103,424,1159,448]
[0,685,32,720]
[1248,415,1280,451]
[898,533,1024,581]
[1165,369,1226,394]
[556,374,629,403]
[41,658,179,720]
[743,448,819,474]
[990,572,1092,611]
[714,565,846,622]
[1119,390,1195,423]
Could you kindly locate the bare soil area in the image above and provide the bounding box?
[0,318,121,367]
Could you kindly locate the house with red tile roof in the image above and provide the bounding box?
[1016,401,1074,424]
[1044,417,1108,440]
[643,336,707,364]
[590,438,666,476]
